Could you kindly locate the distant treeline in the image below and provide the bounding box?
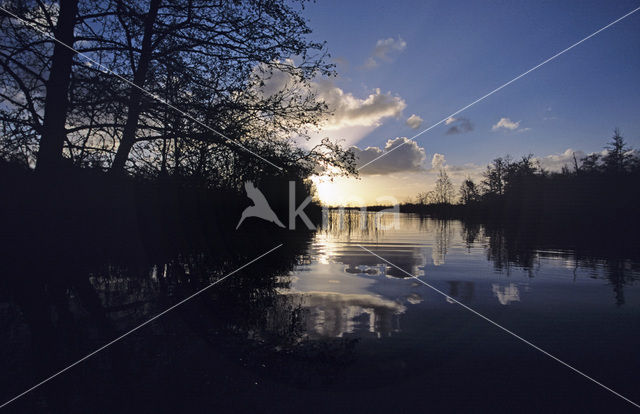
[403,129,640,228]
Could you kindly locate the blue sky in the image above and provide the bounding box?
[300,0,640,204]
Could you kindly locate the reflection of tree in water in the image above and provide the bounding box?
[460,219,639,305]
[482,225,539,275]
[431,219,453,266]
[416,217,454,265]
[460,221,481,251]
[319,210,429,279]
[320,209,385,240]
[576,257,638,306]
[606,260,628,306]
[447,281,475,302]
[0,237,359,410]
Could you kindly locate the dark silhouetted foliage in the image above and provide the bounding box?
[404,130,640,235]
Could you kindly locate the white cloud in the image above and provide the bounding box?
[445,117,456,125]
[406,114,423,129]
[352,137,426,175]
[365,36,407,68]
[527,147,635,172]
[253,63,406,134]
[317,83,406,130]
[535,148,585,172]
[431,153,446,169]
[376,36,407,55]
[492,117,520,131]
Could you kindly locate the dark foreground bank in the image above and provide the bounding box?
[0,160,321,264]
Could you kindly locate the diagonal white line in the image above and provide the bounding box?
[0,243,283,410]
[357,6,640,172]
[0,6,283,171]
[356,243,640,409]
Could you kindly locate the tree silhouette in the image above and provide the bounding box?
[459,177,479,205]
[35,0,79,171]
[602,128,632,174]
[482,157,508,196]
[404,127,640,229]
[433,168,454,204]
[0,1,356,185]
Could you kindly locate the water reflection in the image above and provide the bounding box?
[426,219,453,266]
[0,239,318,411]
[283,210,640,341]
[279,291,405,338]
[447,281,475,302]
[1,212,639,410]
[492,283,520,305]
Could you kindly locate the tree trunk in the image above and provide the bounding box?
[35,0,79,172]
[110,0,161,174]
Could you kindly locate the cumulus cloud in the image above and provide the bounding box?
[444,117,473,135]
[318,84,406,130]
[431,153,446,169]
[352,137,426,175]
[406,114,423,129]
[492,117,520,131]
[365,36,407,68]
[254,63,406,132]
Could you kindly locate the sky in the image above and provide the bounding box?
[293,0,640,205]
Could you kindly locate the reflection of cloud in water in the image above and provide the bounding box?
[492,283,520,305]
[334,247,423,279]
[344,264,387,276]
[280,291,406,338]
[405,293,422,304]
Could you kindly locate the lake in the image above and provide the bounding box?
[1,212,639,412]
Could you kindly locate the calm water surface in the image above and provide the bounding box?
[1,213,639,412]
